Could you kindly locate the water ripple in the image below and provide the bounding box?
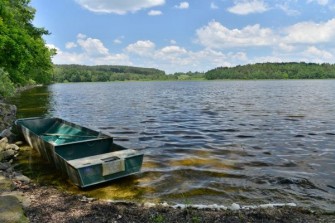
[11,80,335,211]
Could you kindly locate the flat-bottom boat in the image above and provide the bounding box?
[15,117,143,188]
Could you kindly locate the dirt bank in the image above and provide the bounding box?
[19,184,334,223]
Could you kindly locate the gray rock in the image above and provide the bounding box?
[15,141,23,146]
[0,162,11,170]
[0,137,8,150]
[0,129,13,139]
[1,149,15,160]
[1,191,31,208]
[0,174,13,192]
[0,195,29,223]
[0,103,17,132]
[14,174,31,183]
[6,144,20,151]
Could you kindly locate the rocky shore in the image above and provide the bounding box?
[0,101,335,222]
[0,102,31,222]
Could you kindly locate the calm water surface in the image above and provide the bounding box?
[10,80,335,210]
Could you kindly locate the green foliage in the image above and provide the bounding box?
[53,64,167,82]
[205,62,335,80]
[0,0,55,86]
[150,214,165,223]
[0,68,15,98]
[53,65,206,83]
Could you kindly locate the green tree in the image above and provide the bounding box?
[0,0,55,89]
[205,62,335,80]
[0,68,15,97]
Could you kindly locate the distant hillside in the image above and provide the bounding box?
[52,62,335,83]
[53,64,205,82]
[53,64,167,82]
[205,62,335,80]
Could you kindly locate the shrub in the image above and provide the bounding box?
[0,68,15,98]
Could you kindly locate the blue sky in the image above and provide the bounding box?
[31,0,335,74]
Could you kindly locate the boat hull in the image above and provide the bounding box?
[15,117,143,188]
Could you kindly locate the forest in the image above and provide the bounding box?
[205,62,335,80]
[53,65,205,82]
[53,62,335,83]
[0,0,55,97]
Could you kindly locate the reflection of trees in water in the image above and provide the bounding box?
[9,86,52,118]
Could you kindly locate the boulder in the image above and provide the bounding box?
[0,174,13,192]
[0,103,17,132]
[1,149,15,161]
[0,162,11,170]
[0,137,8,150]
[0,137,20,162]
[5,144,20,151]
[0,195,29,223]
[14,174,31,184]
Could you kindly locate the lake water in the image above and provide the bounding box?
[10,80,335,211]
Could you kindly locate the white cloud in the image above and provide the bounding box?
[125,40,156,56]
[124,41,248,72]
[196,20,275,49]
[92,53,130,65]
[77,33,87,39]
[148,10,162,16]
[46,44,59,51]
[51,34,131,66]
[77,37,109,56]
[210,2,219,9]
[175,2,189,9]
[276,3,300,16]
[49,16,335,74]
[304,46,333,59]
[160,46,187,54]
[283,18,335,44]
[65,42,77,49]
[170,40,177,45]
[248,55,284,64]
[307,0,329,6]
[75,0,165,14]
[228,0,269,15]
[277,43,295,52]
[113,37,124,44]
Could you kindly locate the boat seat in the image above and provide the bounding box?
[67,149,140,169]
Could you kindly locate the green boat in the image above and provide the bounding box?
[15,117,144,188]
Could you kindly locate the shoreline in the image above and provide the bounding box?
[1,141,334,222]
[21,184,335,222]
[1,147,334,222]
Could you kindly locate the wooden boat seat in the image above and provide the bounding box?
[67,149,139,169]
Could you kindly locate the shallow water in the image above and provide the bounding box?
[10,80,335,211]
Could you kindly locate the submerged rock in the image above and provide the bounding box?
[0,174,13,192]
[0,195,29,223]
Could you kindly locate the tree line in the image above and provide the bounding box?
[0,0,55,98]
[53,65,205,82]
[205,62,335,80]
[54,62,335,83]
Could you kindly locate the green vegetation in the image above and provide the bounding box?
[54,62,335,83]
[0,68,15,97]
[0,0,55,98]
[53,64,205,82]
[205,62,335,80]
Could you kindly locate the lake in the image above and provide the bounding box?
[10,80,335,211]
